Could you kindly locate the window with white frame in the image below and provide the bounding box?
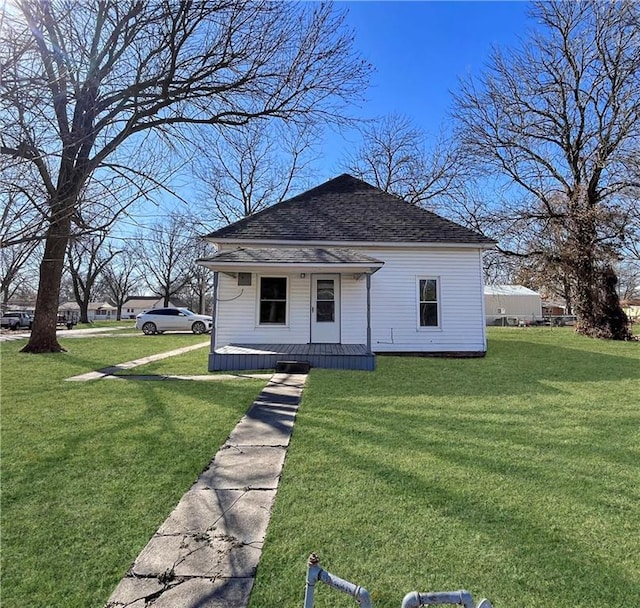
[259,276,287,324]
[418,278,439,327]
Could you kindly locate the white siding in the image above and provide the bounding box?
[212,246,487,353]
[363,247,486,353]
[339,274,368,344]
[215,272,310,347]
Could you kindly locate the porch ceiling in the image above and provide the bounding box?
[197,246,384,274]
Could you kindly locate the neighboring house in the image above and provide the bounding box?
[484,285,543,325]
[2,301,36,315]
[198,174,495,371]
[621,298,640,322]
[121,296,187,319]
[542,301,567,316]
[58,301,117,321]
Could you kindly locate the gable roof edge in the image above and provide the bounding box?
[207,237,496,250]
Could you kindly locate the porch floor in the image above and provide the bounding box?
[209,343,375,372]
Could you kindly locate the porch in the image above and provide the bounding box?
[209,343,375,372]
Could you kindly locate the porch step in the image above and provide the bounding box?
[275,360,311,374]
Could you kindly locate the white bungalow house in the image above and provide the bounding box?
[58,301,117,321]
[198,174,495,371]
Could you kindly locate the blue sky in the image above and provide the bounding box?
[154,1,534,222]
[318,0,532,179]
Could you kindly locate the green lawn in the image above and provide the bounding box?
[73,320,136,329]
[250,329,639,608]
[1,329,638,608]
[0,334,266,608]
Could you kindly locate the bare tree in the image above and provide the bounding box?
[193,122,316,227]
[1,167,49,249]
[453,0,640,340]
[341,113,460,208]
[135,215,194,308]
[178,237,215,315]
[66,230,118,323]
[100,248,139,321]
[1,242,39,305]
[616,259,640,302]
[0,1,370,352]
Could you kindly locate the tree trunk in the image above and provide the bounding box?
[573,263,631,340]
[593,266,631,340]
[21,216,71,353]
[562,278,572,316]
[79,301,89,324]
[568,194,631,340]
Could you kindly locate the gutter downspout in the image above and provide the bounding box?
[479,249,488,351]
[366,273,372,352]
[210,271,219,354]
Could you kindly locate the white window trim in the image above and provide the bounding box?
[256,275,289,327]
[416,276,441,330]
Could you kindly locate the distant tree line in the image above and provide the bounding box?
[1,0,370,351]
[341,0,640,340]
[1,215,215,322]
[2,0,638,344]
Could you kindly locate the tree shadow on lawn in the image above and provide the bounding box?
[304,338,639,514]
[298,422,639,607]
[309,403,638,517]
[4,378,264,507]
[292,339,639,604]
[4,377,267,604]
[329,339,640,399]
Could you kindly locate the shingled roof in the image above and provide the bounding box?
[205,174,494,246]
[201,247,383,266]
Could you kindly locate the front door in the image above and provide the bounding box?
[311,274,340,343]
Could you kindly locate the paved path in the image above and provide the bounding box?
[65,342,211,381]
[103,373,274,382]
[105,372,308,608]
[0,326,129,343]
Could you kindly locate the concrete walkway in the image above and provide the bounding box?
[0,325,129,343]
[105,372,308,608]
[66,342,211,381]
[104,373,274,382]
[65,341,273,383]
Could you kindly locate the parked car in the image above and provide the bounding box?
[1,311,33,330]
[135,307,213,335]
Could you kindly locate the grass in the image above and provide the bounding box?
[111,338,214,375]
[0,333,266,608]
[249,328,640,608]
[73,320,136,329]
[1,328,638,607]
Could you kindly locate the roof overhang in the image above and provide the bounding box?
[197,247,384,275]
[204,237,496,250]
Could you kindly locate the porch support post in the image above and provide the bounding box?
[366,272,372,352]
[210,271,219,353]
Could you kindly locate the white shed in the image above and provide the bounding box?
[484,285,542,325]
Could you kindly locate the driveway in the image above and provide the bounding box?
[0,326,129,342]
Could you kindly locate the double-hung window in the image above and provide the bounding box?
[418,278,439,327]
[259,277,287,325]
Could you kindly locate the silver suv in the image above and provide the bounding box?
[135,307,212,335]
